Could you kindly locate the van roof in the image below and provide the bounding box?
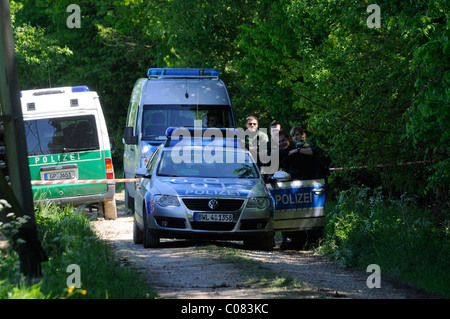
[20,86,99,115]
[142,78,230,106]
[21,86,90,97]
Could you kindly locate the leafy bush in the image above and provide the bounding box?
[1,203,155,299]
[321,187,450,297]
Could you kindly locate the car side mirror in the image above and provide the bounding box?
[123,126,138,145]
[135,167,151,179]
[270,171,291,182]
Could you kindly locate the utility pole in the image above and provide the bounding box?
[0,0,47,278]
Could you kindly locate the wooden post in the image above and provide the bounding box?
[0,0,47,278]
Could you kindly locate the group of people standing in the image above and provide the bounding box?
[244,115,330,249]
[244,115,331,181]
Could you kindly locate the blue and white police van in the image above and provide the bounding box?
[123,68,235,213]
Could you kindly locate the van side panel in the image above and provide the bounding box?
[124,79,146,198]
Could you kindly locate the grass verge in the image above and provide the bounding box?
[0,202,156,299]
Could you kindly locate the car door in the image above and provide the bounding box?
[266,176,326,232]
[134,145,162,226]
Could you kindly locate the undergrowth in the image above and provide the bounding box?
[320,186,450,297]
[0,202,155,299]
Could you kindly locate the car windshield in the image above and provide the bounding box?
[157,149,259,179]
[142,105,233,141]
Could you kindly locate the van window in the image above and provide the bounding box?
[25,115,100,155]
[142,105,233,141]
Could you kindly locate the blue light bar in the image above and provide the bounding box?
[147,68,220,78]
[72,86,90,92]
[166,127,177,138]
[165,127,243,148]
[166,137,242,148]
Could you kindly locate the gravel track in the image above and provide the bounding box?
[91,192,439,299]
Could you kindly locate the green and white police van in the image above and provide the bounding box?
[21,86,117,219]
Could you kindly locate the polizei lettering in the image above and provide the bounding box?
[274,191,313,206]
[33,153,81,164]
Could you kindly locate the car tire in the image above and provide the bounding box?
[133,214,143,244]
[306,227,324,249]
[142,203,160,248]
[290,231,307,250]
[125,187,135,213]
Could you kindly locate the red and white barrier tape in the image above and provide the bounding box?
[31,178,139,185]
[329,160,431,171]
[30,161,432,184]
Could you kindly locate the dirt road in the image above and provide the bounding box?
[91,192,437,299]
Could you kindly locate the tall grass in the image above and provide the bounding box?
[0,202,155,299]
[320,186,450,297]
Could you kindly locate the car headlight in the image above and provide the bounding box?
[154,195,180,207]
[247,197,269,209]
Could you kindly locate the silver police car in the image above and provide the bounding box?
[133,128,274,250]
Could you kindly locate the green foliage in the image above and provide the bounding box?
[321,187,450,297]
[0,278,49,299]
[0,203,154,299]
[10,1,73,89]
[6,0,448,298]
[10,0,448,197]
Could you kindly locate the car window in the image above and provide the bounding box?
[157,149,259,179]
[147,146,162,174]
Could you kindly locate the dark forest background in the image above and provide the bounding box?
[9,0,448,204]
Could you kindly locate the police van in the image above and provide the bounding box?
[123,68,235,212]
[21,86,117,219]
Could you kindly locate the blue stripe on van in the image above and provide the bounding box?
[269,186,325,211]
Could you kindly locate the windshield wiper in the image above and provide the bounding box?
[63,147,97,153]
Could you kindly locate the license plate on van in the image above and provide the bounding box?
[44,171,76,180]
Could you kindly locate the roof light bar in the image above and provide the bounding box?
[147,68,220,78]
[72,86,90,92]
[164,127,243,148]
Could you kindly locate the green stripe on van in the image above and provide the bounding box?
[29,150,112,200]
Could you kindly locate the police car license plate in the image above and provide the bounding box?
[194,213,233,222]
[44,171,75,180]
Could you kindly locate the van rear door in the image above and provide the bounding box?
[26,114,109,200]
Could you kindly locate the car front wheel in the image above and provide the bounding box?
[142,203,160,248]
[133,213,143,244]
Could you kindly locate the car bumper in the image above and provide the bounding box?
[147,198,274,240]
[34,182,116,206]
[151,228,274,241]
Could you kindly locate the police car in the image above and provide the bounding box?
[133,127,274,250]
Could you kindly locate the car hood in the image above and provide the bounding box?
[155,177,267,198]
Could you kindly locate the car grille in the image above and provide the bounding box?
[190,222,235,231]
[182,198,244,211]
